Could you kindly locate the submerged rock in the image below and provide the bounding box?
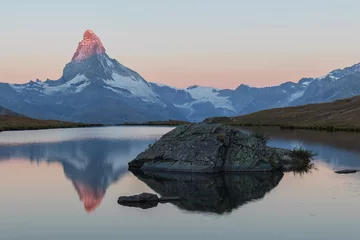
[130,170,283,214]
[128,123,310,173]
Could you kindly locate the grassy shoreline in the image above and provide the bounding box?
[121,120,190,126]
[0,115,103,133]
[0,123,104,133]
[0,116,189,133]
[210,121,360,133]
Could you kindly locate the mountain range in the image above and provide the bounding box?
[1,30,360,124]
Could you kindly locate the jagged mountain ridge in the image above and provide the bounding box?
[1,30,360,123]
[150,63,360,121]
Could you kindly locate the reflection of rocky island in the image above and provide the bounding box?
[130,170,283,214]
[0,139,151,212]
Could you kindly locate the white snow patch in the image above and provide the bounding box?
[98,55,115,73]
[11,75,90,95]
[185,86,235,111]
[174,103,194,115]
[153,82,182,91]
[317,74,339,81]
[317,75,327,80]
[104,73,159,102]
[302,81,311,86]
[10,84,25,92]
[288,90,305,102]
[44,75,90,94]
[105,58,114,68]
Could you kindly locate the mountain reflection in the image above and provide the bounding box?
[62,159,126,213]
[130,170,283,214]
[0,139,151,213]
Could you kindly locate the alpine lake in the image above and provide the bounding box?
[1,126,360,240]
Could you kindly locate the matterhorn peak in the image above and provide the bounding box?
[71,30,106,62]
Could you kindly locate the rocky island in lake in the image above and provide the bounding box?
[128,123,313,173]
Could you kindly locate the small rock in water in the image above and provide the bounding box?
[119,201,159,210]
[335,169,358,174]
[117,192,181,206]
[118,193,159,204]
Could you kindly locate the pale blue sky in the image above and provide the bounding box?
[1,0,360,88]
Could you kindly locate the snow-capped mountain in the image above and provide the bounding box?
[1,30,183,123]
[1,30,360,123]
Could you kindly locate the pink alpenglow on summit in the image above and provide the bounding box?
[71,30,106,62]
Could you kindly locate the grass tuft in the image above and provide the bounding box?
[251,131,270,144]
[292,162,315,176]
[292,147,316,160]
[216,133,227,142]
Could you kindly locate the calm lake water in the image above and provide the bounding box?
[1,126,360,240]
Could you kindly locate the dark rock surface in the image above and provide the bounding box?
[118,193,159,203]
[119,201,159,210]
[117,192,180,209]
[129,123,308,173]
[335,169,358,174]
[130,170,283,214]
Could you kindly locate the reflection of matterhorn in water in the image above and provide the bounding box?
[0,138,151,212]
[62,159,126,213]
[73,182,105,213]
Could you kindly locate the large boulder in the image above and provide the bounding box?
[129,123,309,173]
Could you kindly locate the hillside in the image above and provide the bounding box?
[0,106,21,116]
[0,114,101,132]
[123,119,191,126]
[205,96,360,131]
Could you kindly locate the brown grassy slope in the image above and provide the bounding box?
[205,96,360,129]
[0,115,102,132]
[123,119,190,126]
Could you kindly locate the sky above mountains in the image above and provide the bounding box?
[1,0,360,89]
